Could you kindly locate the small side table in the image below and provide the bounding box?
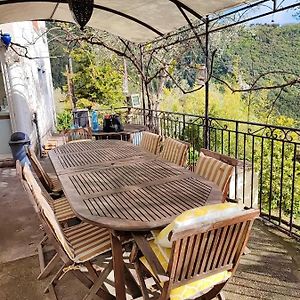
[92,124,147,141]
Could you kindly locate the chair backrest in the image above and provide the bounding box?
[200,148,239,167]
[22,164,74,260]
[194,149,236,201]
[43,139,58,155]
[165,208,259,297]
[15,159,23,181]
[65,127,92,143]
[16,160,39,213]
[159,137,190,167]
[140,131,162,155]
[27,147,53,192]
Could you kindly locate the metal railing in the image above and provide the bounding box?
[116,106,300,238]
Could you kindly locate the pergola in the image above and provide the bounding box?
[1,0,299,141]
[0,0,263,43]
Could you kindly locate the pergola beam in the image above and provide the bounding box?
[0,0,164,37]
[143,0,300,51]
[167,0,207,23]
[93,3,163,37]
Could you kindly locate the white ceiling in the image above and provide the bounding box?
[0,0,249,43]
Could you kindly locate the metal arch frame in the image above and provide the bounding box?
[139,0,300,148]
[167,0,207,23]
[142,0,300,49]
[0,0,164,37]
[174,4,210,147]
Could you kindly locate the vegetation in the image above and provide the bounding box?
[211,24,300,121]
[56,110,72,132]
[69,45,125,107]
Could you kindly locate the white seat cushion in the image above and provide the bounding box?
[156,203,243,248]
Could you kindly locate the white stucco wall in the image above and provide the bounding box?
[0,21,55,154]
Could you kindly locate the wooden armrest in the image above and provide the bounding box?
[132,233,168,281]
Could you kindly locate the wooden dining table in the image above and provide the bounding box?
[49,139,223,299]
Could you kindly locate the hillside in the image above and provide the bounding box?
[48,22,300,121]
[212,23,300,120]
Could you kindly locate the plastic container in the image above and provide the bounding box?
[91,110,100,132]
[9,132,31,166]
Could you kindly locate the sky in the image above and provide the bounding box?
[253,10,298,24]
[250,7,298,25]
[231,0,300,25]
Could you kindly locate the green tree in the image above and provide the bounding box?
[70,45,125,107]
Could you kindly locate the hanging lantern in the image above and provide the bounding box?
[68,0,94,30]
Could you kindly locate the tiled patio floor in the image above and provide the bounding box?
[0,166,299,300]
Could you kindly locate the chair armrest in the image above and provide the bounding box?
[132,233,169,282]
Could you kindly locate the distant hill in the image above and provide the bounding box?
[212,23,300,120]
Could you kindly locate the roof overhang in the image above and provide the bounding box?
[0,0,250,43]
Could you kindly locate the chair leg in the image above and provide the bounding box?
[37,239,46,277]
[84,261,99,281]
[217,291,225,300]
[48,283,59,300]
[44,264,65,294]
[196,282,227,300]
[124,263,143,298]
[134,260,151,300]
[38,253,60,280]
[37,235,60,280]
[43,258,115,300]
[83,261,113,300]
[72,269,115,300]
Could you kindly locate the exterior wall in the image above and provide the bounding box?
[0,21,55,155]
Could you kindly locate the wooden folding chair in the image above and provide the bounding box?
[17,161,78,280]
[22,164,114,300]
[140,131,162,155]
[131,206,259,300]
[18,159,78,225]
[17,160,60,280]
[65,127,92,143]
[16,160,39,213]
[159,137,190,167]
[194,149,238,202]
[27,147,62,194]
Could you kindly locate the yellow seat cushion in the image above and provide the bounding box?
[140,240,231,300]
[170,271,231,300]
[156,203,242,248]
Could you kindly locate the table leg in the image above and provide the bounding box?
[110,231,126,300]
[110,231,143,299]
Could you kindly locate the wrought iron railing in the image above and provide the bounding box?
[116,106,300,238]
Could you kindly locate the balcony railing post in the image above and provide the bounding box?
[235,121,239,200]
[139,46,146,126]
[182,114,186,140]
[204,16,210,149]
